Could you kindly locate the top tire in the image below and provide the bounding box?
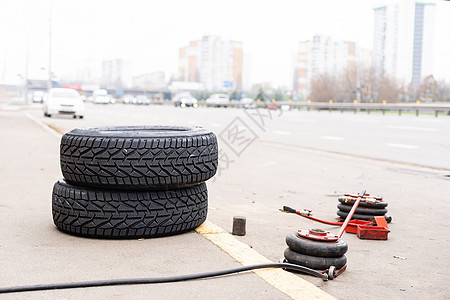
[60,126,218,189]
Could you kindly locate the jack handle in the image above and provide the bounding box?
[337,189,366,239]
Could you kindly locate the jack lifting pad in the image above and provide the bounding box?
[357,225,389,240]
[345,220,372,234]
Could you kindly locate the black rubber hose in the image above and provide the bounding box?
[0,263,328,294]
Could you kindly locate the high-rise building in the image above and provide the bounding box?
[372,0,436,91]
[294,35,362,100]
[178,36,243,91]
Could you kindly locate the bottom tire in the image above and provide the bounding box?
[337,210,392,223]
[284,248,347,270]
[52,179,208,239]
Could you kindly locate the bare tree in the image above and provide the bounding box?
[309,74,339,102]
[340,67,357,103]
[377,73,402,103]
[358,67,402,103]
[417,75,438,102]
[437,80,450,102]
[309,67,403,103]
[359,67,379,102]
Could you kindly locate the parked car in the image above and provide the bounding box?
[267,103,279,110]
[32,91,45,103]
[136,95,150,105]
[43,88,85,118]
[122,95,135,104]
[92,89,111,104]
[240,97,256,109]
[172,92,198,108]
[206,94,230,107]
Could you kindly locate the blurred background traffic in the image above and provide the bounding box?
[1,0,450,109]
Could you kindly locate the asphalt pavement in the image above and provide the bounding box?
[29,103,450,170]
[1,103,450,299]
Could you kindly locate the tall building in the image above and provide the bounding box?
[178,36,243,91]
[242,53,253,91]
[372,0,436,91]
[294,35,362,99]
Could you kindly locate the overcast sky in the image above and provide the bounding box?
[1,0,449,88]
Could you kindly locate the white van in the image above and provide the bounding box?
[92,89,112,104]
[205,94,230,107]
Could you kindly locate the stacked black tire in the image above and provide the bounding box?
[52,126,218,239]
[336,195,392,223]
[283,231,348,271]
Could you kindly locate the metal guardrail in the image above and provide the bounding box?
[196,101,450,117]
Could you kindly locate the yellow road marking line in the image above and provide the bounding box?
[196,220,335,300]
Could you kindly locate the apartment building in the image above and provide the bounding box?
[372,0,436,90]
[294,35,361,99]
[179,35,243,91]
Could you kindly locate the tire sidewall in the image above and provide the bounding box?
[66,125,210,138]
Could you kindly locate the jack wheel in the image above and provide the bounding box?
[328,266,336,280]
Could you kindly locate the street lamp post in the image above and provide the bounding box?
[23,31,31,103]
[47,0,53,92]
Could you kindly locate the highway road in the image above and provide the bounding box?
[30,103,450,171]
[13,103,450,299]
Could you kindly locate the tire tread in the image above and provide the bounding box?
[60,132,218,189]
[52,180,208,238]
